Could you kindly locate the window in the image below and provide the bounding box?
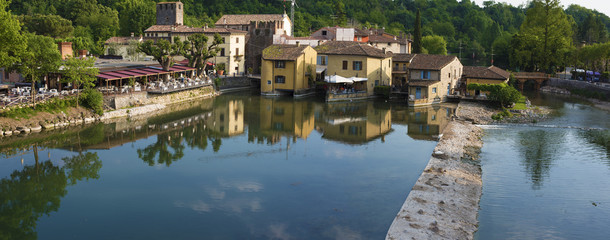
[235,48,239,55]
[179,4,181,9]
[340,125,344,134]
[219,114,224,121]
[274,107,284,115]
[342,61,348,70]
[236,37,239,43]
[322,30,327,36]
[220,48,225,56]
[432,87,437,93]
[317,56,327,65]
[349,126,358,135]
[275,76,286,83]
[421,71,430,79]
[353,61,362,71]
[275,61,285,68]
[267,80,271,85]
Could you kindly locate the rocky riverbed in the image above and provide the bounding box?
[457,100,551,124]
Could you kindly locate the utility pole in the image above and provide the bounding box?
[491,47,495,66]
[458,41,463,61]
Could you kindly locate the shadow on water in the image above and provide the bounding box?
[581,129,610,163]
[0,148,101,239]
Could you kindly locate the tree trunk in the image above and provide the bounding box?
[31,76,36,107]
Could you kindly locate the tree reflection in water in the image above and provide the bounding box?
[137,131,186,167]
[517,129,563,189]
[0,148,101,239]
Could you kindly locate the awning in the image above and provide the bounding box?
[316,66,327,74]
[324,75,368,84]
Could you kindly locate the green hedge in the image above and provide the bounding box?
[79,89,104,115]
[374,86,391,98]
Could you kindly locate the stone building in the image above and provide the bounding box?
[216,14,292,74]
[156,1,183,25]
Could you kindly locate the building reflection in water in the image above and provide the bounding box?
[249,98,316,145]
[398,104,455,141]
[206,100,245,137]
[316,101,392,145]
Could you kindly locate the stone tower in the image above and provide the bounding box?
[156,2,183,25]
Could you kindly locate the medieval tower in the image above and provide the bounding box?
[156,2,184,25]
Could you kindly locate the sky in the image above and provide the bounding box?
[472,0,610,18]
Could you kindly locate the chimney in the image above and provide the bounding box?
[78,50,88,58]
[58,42,73,60]
[394,36,397,40]
[382,48,387,54]
[204,23,208,30]
[223,18,227,24]
[317,40,321,46]
[131,32,134,37]
[296,41,300,47]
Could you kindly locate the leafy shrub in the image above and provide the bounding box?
[79,89,104,115]
[467,83,521,107]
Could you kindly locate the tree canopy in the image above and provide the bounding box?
[184,33,224,77]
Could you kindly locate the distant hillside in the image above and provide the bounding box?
[8,0,610,68]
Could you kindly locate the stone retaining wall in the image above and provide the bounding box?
[547,78,610,98]
[386,119,483,240]
[110,86,215,109]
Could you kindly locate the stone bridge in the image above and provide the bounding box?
[514,72,550,91]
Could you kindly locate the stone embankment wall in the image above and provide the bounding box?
[110,86,215,109]
[1,86,216,137]
[386,119,483,240]
[547,78,610,98]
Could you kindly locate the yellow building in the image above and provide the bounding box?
[315,41,393,101]
[392,53,415,90]
[462,66,510,96]
[407,54,463,106]
[260,44,317,96]
[316,102,392,144]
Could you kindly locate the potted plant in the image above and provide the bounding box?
[247,67,253,77]
[215,63,225,76]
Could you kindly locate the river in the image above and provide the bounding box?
[0,91,456,239]
[476,93,610,239]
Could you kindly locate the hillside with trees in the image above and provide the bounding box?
[5,0,610,73]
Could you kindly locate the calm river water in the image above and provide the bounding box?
[476,93,610,239]
[0,91,455,239]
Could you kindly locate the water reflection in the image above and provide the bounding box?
[581,129,610,162]
[517,129,564,189]
[0,149,101,239]
[316,102,392,145]
[407,105,454,140]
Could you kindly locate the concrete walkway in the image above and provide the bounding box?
[386,120,483,240]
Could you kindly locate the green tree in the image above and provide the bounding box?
[518,0,573,73]
[16,33,62,104]
[0,0,26,69]
[334,0,347,27]
[61,56,99,106]
[114,0,155,36]
[138,37,188,77]
[18,14,74,39]
[422,35,448,55]
[413,8,423,54]
[184,33,224,77]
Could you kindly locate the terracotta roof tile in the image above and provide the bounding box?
[315,41,392,58]
[144,25,246,34]
[216,14,286,25]
[463,66,510,80]
[408,54,458,70]
[262,44,309,61]
[392,53,415,62]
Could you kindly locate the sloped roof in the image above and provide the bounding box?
[315,41,392,58]
[408,54,458,70]
[392,53,415,62]
[262,44,309,61]
[215,14,286,25]
[105,37,142,44]
[369,35,402,43]
[463,66,510,80]
[144,25,246,34]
